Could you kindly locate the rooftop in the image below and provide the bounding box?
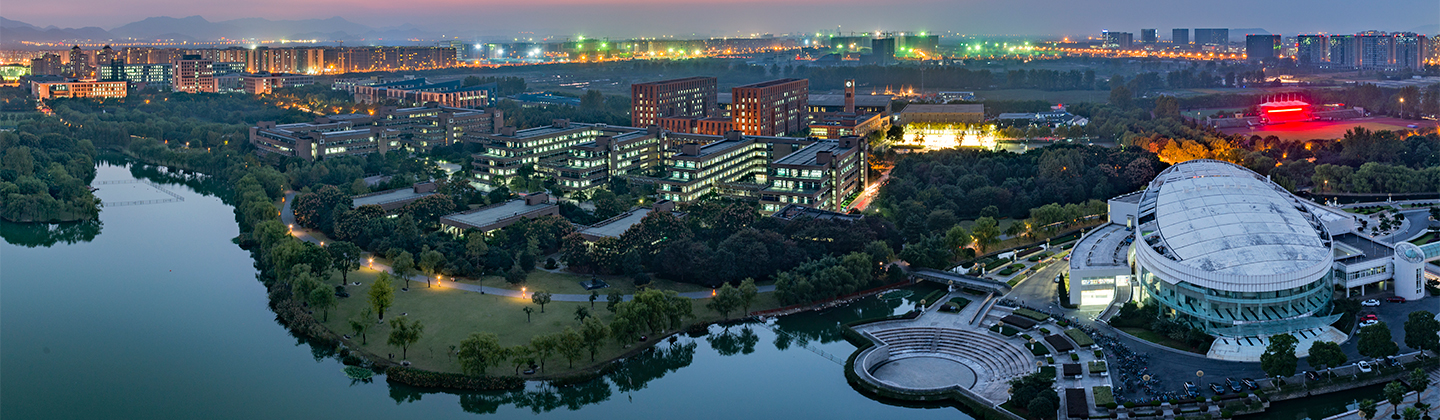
[352,187,433,208]
[1145,160,1330,276]
[441,198,554,230]
[899,104,985,114]
[735,78,805,89]
[773,140,850,166]
[634,76,715,85]
[1334,233,1393,264]
[770,204,862,221]
[579,208,651,239]
[1071,223,1132,270]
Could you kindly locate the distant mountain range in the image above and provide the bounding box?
[0,15,443,44]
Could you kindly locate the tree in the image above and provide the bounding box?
[1307,340,1347,370]
[1404,311,1440,352]
[523,306,534,322]
[589,290,599,309]
[886,124,904,142]
[707,282,743,318]
[368,272,395,321]
[944,225,971,250]
[738,278,758,315]
[529,333,558,372]
[1402,407,1421,420]
[1359,399,1378,420]
[971,217,1001,253]
[1109,84,1133,108]
[387,317,425,360]
[418,250,445,287]
[607,290,622,313]
[507,344,533,374]
[532,290,552,313]
[1358,322,1400,358]
[580,317,610,361]
[1409,368,1430,393]
[308,285,338,322]
[557,327,585,367]
[327,241,363,283]
[349,308,373,344]
[393,251,416,289]
[1026,397,1056,418]
[1385,381,1406,419]
[574,306,590,323]
[457,332,505,376]
[505,264,528,284]
[1260,333,1299,378]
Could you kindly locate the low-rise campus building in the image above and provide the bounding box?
[351,182,439,212]
[250,103,499,159]
[352,78,495,108]
[439,193,559,235]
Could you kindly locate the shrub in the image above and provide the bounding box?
[1071,353,1081,361]
[1039,327,1052,334]
[384,367,523,391]
[1014,308,1050,322]
[1066,329,1095,347]
[1094,349,1105,358]
[1089,360,1108,373]
[1093,386,1115,406]
[1029,343,1052,356]
[544,257,558,269]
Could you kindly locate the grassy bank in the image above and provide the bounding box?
[1117,327,1205,354]
[318,267,781,376]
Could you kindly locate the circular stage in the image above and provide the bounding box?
[871,356,978,390]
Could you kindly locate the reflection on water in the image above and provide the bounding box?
[0,219,103,248]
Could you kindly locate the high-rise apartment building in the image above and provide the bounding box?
[1329,35,1359,67]
[1391,33,1428,70]
[1194,28,1229,46]
[29,53,63,76]
[1296,35,1328,65]
[631,76,718,128]
[66,46,89,78]
[1357,31,1392,69]
[1173,29,1190,45]
[870,38,896,64]
[1141,29,1158,44]
[1245,35,1281,63]
[730,78,809,137]
[173,55,216,93]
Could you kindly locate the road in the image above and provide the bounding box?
[280,191,775,302]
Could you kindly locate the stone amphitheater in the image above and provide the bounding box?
[849,291,1041,404]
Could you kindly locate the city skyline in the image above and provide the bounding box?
[3,0,1437,41]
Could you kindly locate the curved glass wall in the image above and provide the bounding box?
[1136,264,1335,336]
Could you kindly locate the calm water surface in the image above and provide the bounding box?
[2,162,972,419]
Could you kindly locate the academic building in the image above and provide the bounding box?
[631,76,717,127]
[250,103,500,159]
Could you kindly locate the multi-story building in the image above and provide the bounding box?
[353,78,494,108]
[1194,28,1229,46]
[250,119,395,160]
[758,135,866,213]
[29,53,63,76]
[370,104,500,151]
[1296,35,1328,65]
[1103,31,1134,49]
[631,76,717,128]
[99,62,174,85]
[30,80,128,100]
[546,127,664,193]
[1391,33,1428,70]
[469,120,616,184]
[806,80,890,140]
[1329,35,1359,67]
[66,46,89,78]
[869,38,895,64]
[1245,34,1281,63]
[241,72,315,95]
[212,62,247,76]
[172,55,216,93]
[1141,29,1158,44]
[729,78,808,136]
[1172,29,1190,46]
[1357,31,1392,69]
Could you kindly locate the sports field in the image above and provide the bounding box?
[1217,117,1436,140]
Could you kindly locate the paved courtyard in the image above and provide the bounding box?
[871,356,978,389]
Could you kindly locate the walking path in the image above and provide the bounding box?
[281,191,775,302]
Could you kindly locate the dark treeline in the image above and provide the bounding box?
[0,127,100,222]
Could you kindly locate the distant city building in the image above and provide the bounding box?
[1329,35,1359,67]
[1103,31,1134,49]
[29,53,63,76]
[1296,35,1328,65]
[1141,29,1158,44]
[1245,34,1281,63]
[1391,32,1428,70]
[241,72,314,95]
[172,55,216,93]
[30,80,127,100]
[1172,29,1190,45]
[869,38,896,64]
[1194,28,1229,46]
[66,46,90,78]
[631,76,717,128]
[1358,31,1392,69]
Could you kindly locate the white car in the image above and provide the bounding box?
[1361,299,1381,307]
[1357,361,1373,373]
[1359,319,1379,328]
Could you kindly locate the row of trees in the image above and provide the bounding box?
[0,133,99,222]
[1253,311,1438,379]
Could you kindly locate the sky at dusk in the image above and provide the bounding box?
[5,0,1437,38]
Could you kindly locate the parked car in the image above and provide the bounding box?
[1185,382,1199,397]
[1357,361,1373,373]
[1210,383,1225,394]
[1226,378,1243,392]
[1360,319,1380,327]
[1382,356,1397,367]
[1361,299,1381,307]
[1361,314,1379,321]
[1386,296,1406,303]
[1053,274,1062,283]
[1305,371,1320,381]
[1242,378,1258,390]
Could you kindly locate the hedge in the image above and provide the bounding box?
[1013,308,1050,322]
[1065,329,1095,347]
[919,289,948,306]
[384,367,524,391]
[1093,386,1114,407]
[1089,360,1107,373]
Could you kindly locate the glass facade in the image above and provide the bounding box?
[1136,264,1335,336]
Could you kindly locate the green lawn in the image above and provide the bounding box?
[319,267,780,376]
[460,268,715,296]
[1117,327,1204,354]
